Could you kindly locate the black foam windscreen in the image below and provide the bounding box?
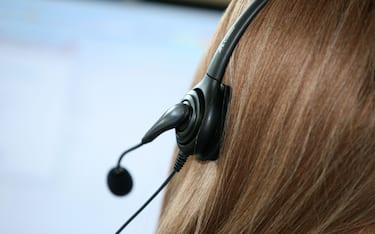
[107,167,133,196]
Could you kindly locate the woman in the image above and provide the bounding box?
[157,0,375,233]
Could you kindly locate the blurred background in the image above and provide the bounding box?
[0,0,225,233]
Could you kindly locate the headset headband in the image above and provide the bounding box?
[207,0,269,82]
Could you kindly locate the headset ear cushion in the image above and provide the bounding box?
[194,81,231,161]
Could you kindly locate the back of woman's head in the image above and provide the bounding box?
[158,0,375,233]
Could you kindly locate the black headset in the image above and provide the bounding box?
[107,0,269,232]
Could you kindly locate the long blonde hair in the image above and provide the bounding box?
[158,0,375,233]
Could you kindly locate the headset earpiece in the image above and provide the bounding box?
[176,75,231,161]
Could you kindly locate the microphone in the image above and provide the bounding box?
[107,103,191,196]
[107,167,132,196]
[107,142,144,196]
